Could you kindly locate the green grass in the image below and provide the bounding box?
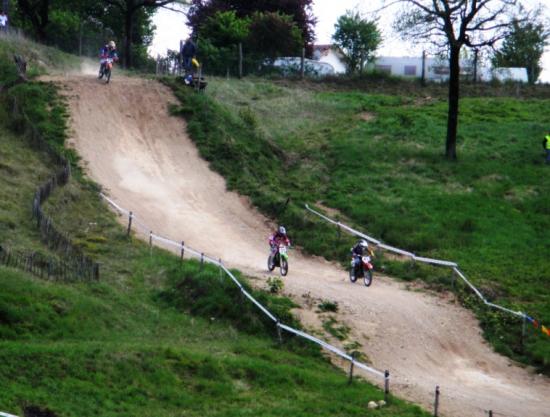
[165,76,550,373]
[0,63,430,416]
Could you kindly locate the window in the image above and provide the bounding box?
[404,65,417,76]
[375,65,392,74]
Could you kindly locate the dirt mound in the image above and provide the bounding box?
[58,75,550,417]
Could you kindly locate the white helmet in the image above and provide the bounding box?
[278,226,287,235]
[359,239,369,249]
[108,40,116,49]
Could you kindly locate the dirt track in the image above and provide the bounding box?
[58,74,550,417]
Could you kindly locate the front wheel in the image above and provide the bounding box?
[363,269,373,287]
[280,258,288,276]
[267,254,275,272]
[349,266,357,283]
[104,68,111,83]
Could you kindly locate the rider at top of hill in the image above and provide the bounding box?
[351,239,374,258]
[98,40,118,79]
[269,226,291,249]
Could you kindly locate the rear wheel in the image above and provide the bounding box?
[280,258,288,276]
[363,268,373,287]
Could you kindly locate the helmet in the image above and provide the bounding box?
[108,40,116,49]
[278,226,287,235]
[359,239,369,249]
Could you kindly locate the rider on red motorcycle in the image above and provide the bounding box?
[351,239,374,268]
[98,40,118,79]
[269,226,291,250]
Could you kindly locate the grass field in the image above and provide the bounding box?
[166,76,550,373]
[0,42,430,416]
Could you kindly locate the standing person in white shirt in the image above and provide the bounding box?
[0,11,8,33]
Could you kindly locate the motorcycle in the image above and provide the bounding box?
[267,244,289,276]
[349,254,374,286]
[98,57,115,83]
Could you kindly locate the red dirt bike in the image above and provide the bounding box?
[349,254,374,286]
[267,244,289,276]
[98,57,116,84]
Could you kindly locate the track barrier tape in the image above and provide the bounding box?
[99,197,388,380]
[306,203,537,326]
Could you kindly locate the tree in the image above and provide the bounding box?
[492,18,549,84]
[104,0,186,67]
[16,0,50,41]
[394,0,518,160]
[187,0,316,55]
[332,10,381,75]
[198,10,249,74]
[247,12,303,60]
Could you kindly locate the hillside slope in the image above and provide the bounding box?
[55,74,550,417]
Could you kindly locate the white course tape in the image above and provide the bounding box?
[241,288,278,322]
[452,268,486,302]
[279,323,386,379]
[413,256,457,267]
[0,412,19,417]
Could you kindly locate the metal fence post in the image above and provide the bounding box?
[348,352,355,385]
[384,370,390,401]
[127,211,133,236]
[300,47,305,79]
[200,253,204,271]
[434,385,440,417]
[218,258,223,280]
[180,241,185,263]
[149,231,153,256]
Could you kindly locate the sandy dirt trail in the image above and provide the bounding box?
[58,74,549,417]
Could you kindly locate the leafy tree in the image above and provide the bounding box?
[394,0,519,161]
[187,0,315,55]
[198,10,249,75]
[201,10,249,46]
[332,10,381,75]
[492,18,549,84]
[247,12,303,60]
[15,0,50,41]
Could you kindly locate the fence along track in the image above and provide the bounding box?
[304,204,526,321]
[5,94,99,282]
[99,193,390,388]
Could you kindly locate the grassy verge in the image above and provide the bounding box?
[0,61,429,416]
[165,76,550,373]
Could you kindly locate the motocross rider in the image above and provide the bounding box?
[269,226,291,253]
[98,40,118,79]
[351,239,374,273]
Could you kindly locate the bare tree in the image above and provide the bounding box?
[394,0,519,160]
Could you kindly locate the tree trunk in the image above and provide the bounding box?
[124,7,133,68]
[445,45,461,161]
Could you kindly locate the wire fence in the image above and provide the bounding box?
[5,94,99,282]
[99,193,390,392]
[303,204,540,341]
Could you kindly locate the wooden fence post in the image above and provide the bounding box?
[238,42,243,79]
[127,211,133,236]
[149,231,153,256]
[384,370,390,402]
[276,321,283,344]
[300,47,305,79]
[180,241,185,263]
[200,253,204,271]
[434,385,440,417]
[347,352,355,385]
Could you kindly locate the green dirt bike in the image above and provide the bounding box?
[268,244,289,276]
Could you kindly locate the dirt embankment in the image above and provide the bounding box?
[57,74,550,417]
